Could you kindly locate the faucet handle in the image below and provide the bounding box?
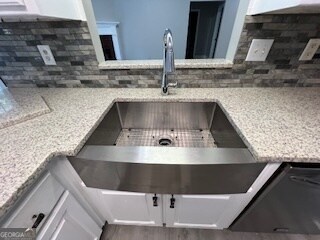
[168,82,177,88]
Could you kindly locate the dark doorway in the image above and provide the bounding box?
[100,35,116,60]
[185,1,225,59]
[185,11,199,59]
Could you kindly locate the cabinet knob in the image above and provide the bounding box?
[170,195,175,209]
[153,194,158,207]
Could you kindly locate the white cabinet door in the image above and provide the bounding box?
[0,0,26,7]
[92,190,162,226]
[164,164,282,230]
[164,194,235,229]
[3,173,64,230]
[38,191,101,240]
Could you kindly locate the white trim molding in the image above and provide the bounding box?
[96,21,122,60]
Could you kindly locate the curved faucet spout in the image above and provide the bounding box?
[163,29,174,50]
[161,29,177,95]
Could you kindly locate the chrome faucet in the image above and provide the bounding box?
[161,29,177,95]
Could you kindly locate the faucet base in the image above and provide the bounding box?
[161,87,169,96]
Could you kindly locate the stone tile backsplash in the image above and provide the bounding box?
[0,14,319,88]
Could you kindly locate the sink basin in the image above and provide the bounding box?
[85,101,246,148]
[68,101,265,194]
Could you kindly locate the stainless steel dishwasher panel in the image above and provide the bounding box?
[230,164,320,234]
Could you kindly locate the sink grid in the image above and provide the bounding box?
[116,129,217,148]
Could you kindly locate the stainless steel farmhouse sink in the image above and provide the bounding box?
[68,102,265,194]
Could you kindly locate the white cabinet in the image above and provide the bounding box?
[90,190,162,226]
[3,173,64,230]
[0,0,86,20]
[38,191,101,240]
[0,0,26,8]
[48,157,281,230]
[1,171,102,240]
[84,163,281,229]
[164,194,234,229]
[91,190,245,229]
[248,0,320,15]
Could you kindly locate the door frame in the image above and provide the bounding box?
[209,3,225,58]
[190,9,201,59]
[96,21,122,60]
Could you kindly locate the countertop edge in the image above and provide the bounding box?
[98,59,233,70]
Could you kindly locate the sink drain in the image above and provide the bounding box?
[158,138,172,146]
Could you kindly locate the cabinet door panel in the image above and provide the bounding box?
[164,194,232,229]
[96,190,162,226]
[0,0,25,7]
[50,212,95,240]
[0,0,30,12]
[4,173,64,230]
[38,191,101,240]
[164,164,282,229]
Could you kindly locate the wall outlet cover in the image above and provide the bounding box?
[245,39,274,62]
[299,39,320,61]
[37,45,56,65]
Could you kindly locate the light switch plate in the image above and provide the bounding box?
[37,45,56,65]
[299,39,320,61]
[245,39,274,61]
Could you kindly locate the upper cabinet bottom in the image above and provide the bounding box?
[0,0,86,20]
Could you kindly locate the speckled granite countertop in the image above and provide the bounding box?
[0,89,50,129]
[0,87,319,218]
